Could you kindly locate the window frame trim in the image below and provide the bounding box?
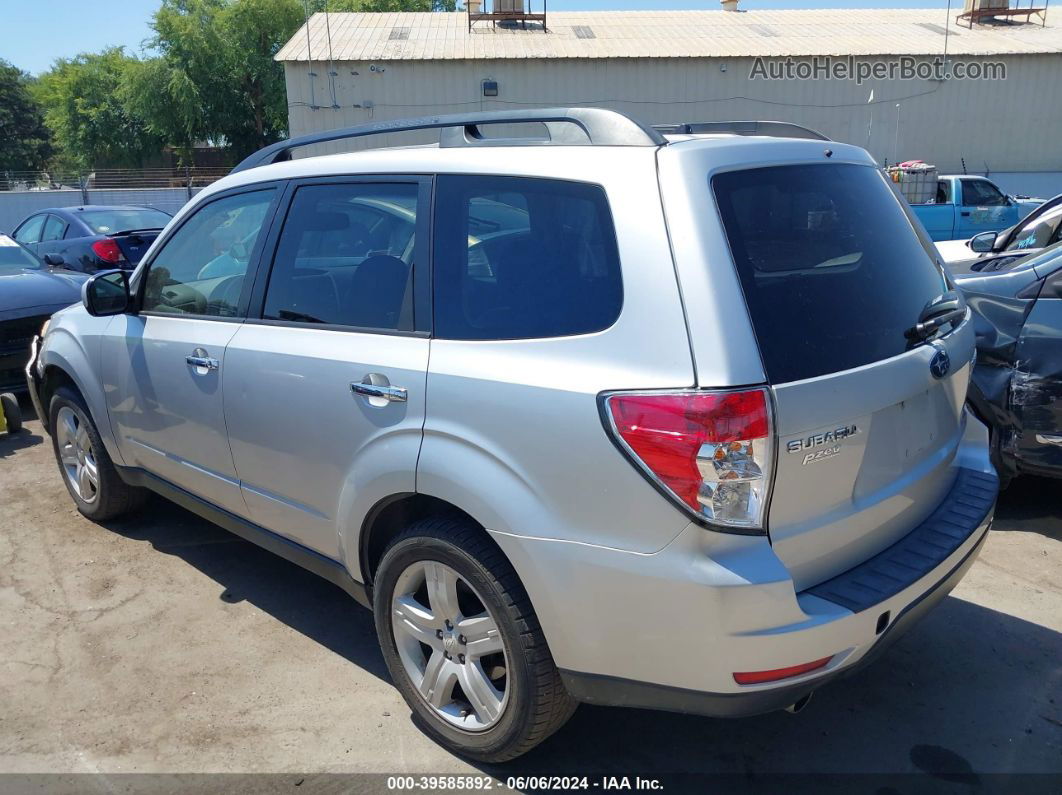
[243,174,433,336]
[133,181,286,323]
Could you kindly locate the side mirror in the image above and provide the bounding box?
[82,270,131,316]
[969,231,998,253]
[42,253,65,267]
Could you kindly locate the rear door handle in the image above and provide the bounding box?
[961,211,972,217]
[351,382,407,403]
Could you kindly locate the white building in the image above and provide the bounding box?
[277,6,1062,195]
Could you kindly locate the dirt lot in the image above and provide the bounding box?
[1,402,1060,782]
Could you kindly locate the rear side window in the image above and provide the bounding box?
[433,175,622,340]
[713,163,948,384]
[41,215,66,242]
[263,182,418,330]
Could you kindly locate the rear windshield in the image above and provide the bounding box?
[713,163,948,384]
[80,208,171,235]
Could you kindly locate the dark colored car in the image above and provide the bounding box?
[957,242,1062,486]
[0,233,87,391]
[12,205,171,273]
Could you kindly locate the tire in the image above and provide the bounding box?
[49,386,148,521]
[1,393,22,433]
[373,516,577,762]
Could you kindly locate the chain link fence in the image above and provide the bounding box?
[0,168,230,232]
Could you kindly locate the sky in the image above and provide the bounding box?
[5,0,954,75]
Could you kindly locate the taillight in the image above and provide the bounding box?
[603,389,772,532]
[91,239,125,264]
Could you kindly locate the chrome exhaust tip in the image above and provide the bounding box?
[785,692,814,714]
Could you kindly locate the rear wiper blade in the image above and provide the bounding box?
[905,290,967,342]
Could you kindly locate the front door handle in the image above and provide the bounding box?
[186,349,219,371]
[1036,434,1062,447]
[352,381,407,403]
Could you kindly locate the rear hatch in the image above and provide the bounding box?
[712,162,974,590]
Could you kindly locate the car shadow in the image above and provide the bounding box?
[994,476,1062,541]
[475,596,1061,779]
[98,497,389,682]
[0,427,43,459]
[96,493,1061,779]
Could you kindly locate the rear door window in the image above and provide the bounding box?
[41,215,66,242]
[262,182,419,331]
[433,175,622,340]
[713,163,948,384]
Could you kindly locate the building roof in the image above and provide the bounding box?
[276,9,1062,63]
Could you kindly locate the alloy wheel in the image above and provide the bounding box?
[391,560,509,731]
[56,406,99,504]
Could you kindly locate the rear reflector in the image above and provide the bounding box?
[733,656,833,685]
[603,389,772,531]
[91,238,125,264]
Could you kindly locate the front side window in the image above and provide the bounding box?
[1010,203,1062,251]
[142,189,275,317]
[14,215,45,245]
[714,163,948,384]
[263,182,418,330]
[961,179,1009,207]
[0,234,42,272]
[433,175,622,340]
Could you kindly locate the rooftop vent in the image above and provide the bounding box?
[389,27,410,41]
[572,25,596,39]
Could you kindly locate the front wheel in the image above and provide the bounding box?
[49,386,148,521]
[373,517,576,762]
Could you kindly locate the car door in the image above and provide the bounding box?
[13,214,46,254]
[958,178,1017,238]
[222,177,430,559]
[36,214,67,263]
[100,186,281,516]
[1011,264,1062,472]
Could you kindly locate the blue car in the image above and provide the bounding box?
[12,205,172,274]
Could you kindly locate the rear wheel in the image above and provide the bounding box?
[373,517,576,762]
[49,386,148,521]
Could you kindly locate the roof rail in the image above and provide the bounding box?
[654,121,831,142]
[232,108,666,172]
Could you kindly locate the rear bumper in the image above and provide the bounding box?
[490,441,997,718]
[560,516,990,717]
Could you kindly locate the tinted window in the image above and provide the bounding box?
[713,163,948,384]
[263,183,418,330]
[143,190,275,317]
[0,234,42,272]
[80,208,171,234]
[961,179,1008,207]
[434,175,622,340]
[14,215,45,244]
[41,215,66,242]
[1009,203,1062,251]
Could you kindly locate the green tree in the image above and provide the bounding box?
[0,60,54,173]
[35,48,162,169]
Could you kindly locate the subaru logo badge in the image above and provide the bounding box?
[929,345,951,379]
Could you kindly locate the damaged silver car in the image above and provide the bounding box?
[960,241,1062,486]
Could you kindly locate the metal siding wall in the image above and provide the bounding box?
[283,53,1062,175]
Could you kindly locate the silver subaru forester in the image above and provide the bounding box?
[27,109,998,761]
